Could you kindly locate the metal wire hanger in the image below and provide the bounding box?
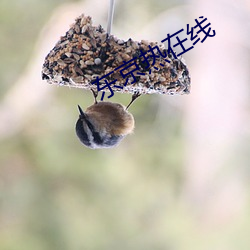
[107,0,115,35]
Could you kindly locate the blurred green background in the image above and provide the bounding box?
[1,0,250,250]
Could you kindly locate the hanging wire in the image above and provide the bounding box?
[107,0,115,34]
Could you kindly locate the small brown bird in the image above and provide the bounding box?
[75,91,140,149]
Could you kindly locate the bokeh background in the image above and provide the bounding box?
[1,0,250,249]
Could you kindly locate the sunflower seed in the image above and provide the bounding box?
[82,43,90,50]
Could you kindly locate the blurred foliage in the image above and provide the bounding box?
[1,1,250,250]
[0,0,71,98]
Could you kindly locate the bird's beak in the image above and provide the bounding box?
[77,105,86,119]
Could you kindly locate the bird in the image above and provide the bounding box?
[75,90,140,149]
